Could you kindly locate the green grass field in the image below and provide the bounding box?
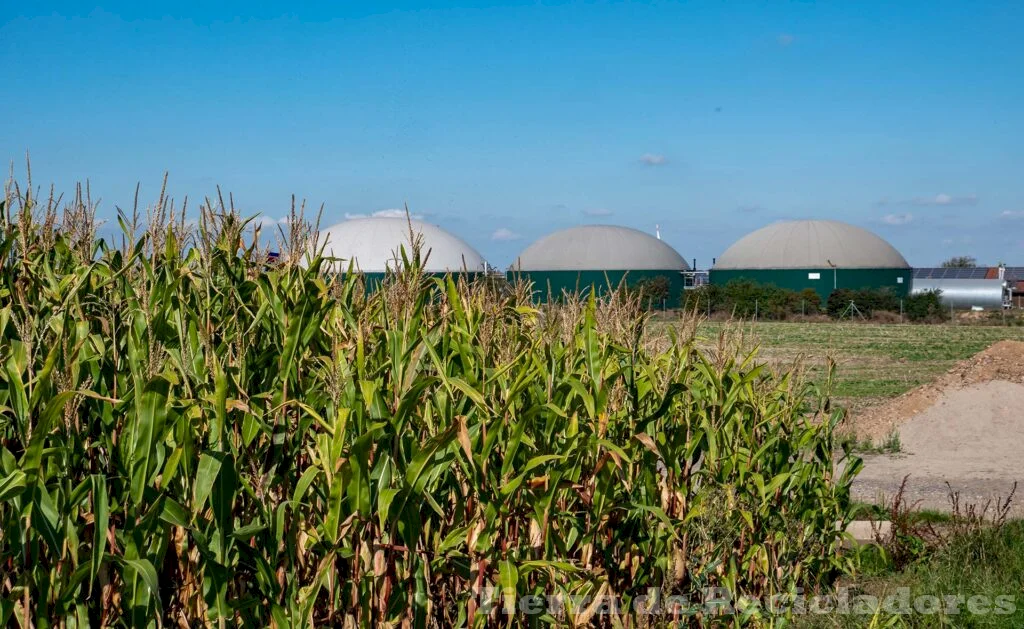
[661,320,1024,409]
[796,521,1024,628]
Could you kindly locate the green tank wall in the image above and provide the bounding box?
[709,267,912,300]
[343,271,482,291]
[507,269,686,304]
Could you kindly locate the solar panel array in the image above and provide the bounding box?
[912,267,990,279]
[1002,267,1024,281]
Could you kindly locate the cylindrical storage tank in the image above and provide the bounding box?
[710,220,912,300]
[911,279,1008,310]
[318,217,486,278]
[509,225,689,302]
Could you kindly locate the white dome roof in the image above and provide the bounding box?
[512,225,689,271]
[713,220,909,270]
[319,217,486,273]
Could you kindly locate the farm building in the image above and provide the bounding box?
[1009,268,1024,309]
[710,220,912,300]
[318,217,486,280]
[509,225,689,301]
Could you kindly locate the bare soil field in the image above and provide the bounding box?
[850,341,1024,515]
[853,379,1024,516]
[852,340,1024,439]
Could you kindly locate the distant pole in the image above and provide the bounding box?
[900,299,904,323]
[755,299,759,321]
[802,299,805,316]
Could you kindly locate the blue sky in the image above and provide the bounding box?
[3,1,1023,267]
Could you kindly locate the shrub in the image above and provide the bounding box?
[904,289,944,322]
[0,178,859,626]
[827,287,901,319]
[799,288,823,315]
[684,280,822,320]
[682,282,721,314]
[721,278,762,317]
[826,288,855,318]
[855,287,900,314]
[625,274,672,310]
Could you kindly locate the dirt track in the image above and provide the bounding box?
[851,380,1024,516]
[848,340,1024,516]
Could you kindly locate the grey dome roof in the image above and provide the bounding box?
[319,217,486,273]
[512,225,689,271]
[713,220,909,270]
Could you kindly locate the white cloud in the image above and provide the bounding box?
[491,227,522,241]
[777,34,795,46]
[345,208,423,220]
[370,208,413,218]
[252,215,289,228]
[639,153,668,166]
[881,213,913,225]
[910,193,978,207]
[941,235,974,247]
[1000,210,1024,219]
[582,208,614,217]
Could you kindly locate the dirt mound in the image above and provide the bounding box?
[944,339,1024,385]
[853,340,1024,440]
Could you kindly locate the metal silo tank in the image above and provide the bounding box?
[910,278,1009,310]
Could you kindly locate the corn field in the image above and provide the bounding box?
[0,175,861,627]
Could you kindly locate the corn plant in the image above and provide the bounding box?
[0,175,860,627]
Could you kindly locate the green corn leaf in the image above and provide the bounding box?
[111,555,163,615]
[498,559,519,596]
[347,431,373,515]
[0,469,26,503]
[90,474,109,592]
[129,377,170,506]
[292,466,321,507]
[193,452,223,518]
